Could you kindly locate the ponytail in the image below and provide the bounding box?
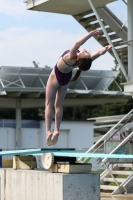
[71,57,92,82]
[71,69,81,82]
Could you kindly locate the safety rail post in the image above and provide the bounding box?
[78,109,133,163]
[103,162,127,193]
[102,131,133,164]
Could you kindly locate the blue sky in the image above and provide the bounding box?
[0,0,127,70]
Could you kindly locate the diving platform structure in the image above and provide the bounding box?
[25,0,133,96]
[2,147,133,200]
[0,147,133,195]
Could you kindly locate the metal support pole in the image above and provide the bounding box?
[88,0,129,82]
[16,99,21,149]
[128,0,133,82]
[103,162,127,193]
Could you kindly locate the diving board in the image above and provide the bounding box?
[41,152,133,159]
[53,152,133,159]
[2,149,133,173]
[0,148,75,156]
[1,148,133,159]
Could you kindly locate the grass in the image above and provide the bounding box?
[109,174,129,186]
[90,171,130,186]
[92,170,104,174]
[81,157,91,163]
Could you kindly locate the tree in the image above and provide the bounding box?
[108,60,125,91]
[32,61,39,68]
[44,65,51,68]
[32,61,51,68]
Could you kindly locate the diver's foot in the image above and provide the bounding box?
[46,131,52,146]
[51,131,59,145]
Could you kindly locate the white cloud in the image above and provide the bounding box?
[0,0,30,18]
[0,27,114,70]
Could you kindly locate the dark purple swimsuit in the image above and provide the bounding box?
[54,50,77,86]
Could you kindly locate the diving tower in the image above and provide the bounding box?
[25,0,133,96]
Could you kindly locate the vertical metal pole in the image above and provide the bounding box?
[128,0,133,82]
[16,99,21,149]
[88,0,129,82]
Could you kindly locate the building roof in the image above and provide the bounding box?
[0,66,131,108]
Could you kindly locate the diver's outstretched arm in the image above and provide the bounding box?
[91,45,112,61]
[69,30,102,60]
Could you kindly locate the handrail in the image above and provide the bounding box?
[88,0,129,82]
[78,109,133,163]
[102,131,133,163]
[122,0,127,5]
[82,116,132,163]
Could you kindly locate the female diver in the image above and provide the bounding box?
[45,30,112,146]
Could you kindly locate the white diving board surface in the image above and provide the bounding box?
[38,152,133,159]
[1,149,133,159]
[0,148,75,156]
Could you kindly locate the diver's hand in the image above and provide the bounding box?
[89,30,102,37]
[105,45,112,51]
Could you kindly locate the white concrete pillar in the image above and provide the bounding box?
[15,99,21,149]
[128,0,133,82]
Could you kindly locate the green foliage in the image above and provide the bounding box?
[0,110,15,119]
[32,61,51,68]
[63,97,133,120]
[22,108,43,120]
[108,60,125,91]
[44,65,51,68]
[32,61,39,68]
[63,106,91,120]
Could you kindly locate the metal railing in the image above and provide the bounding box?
[102,131,133,164]
[78,109,133,163]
